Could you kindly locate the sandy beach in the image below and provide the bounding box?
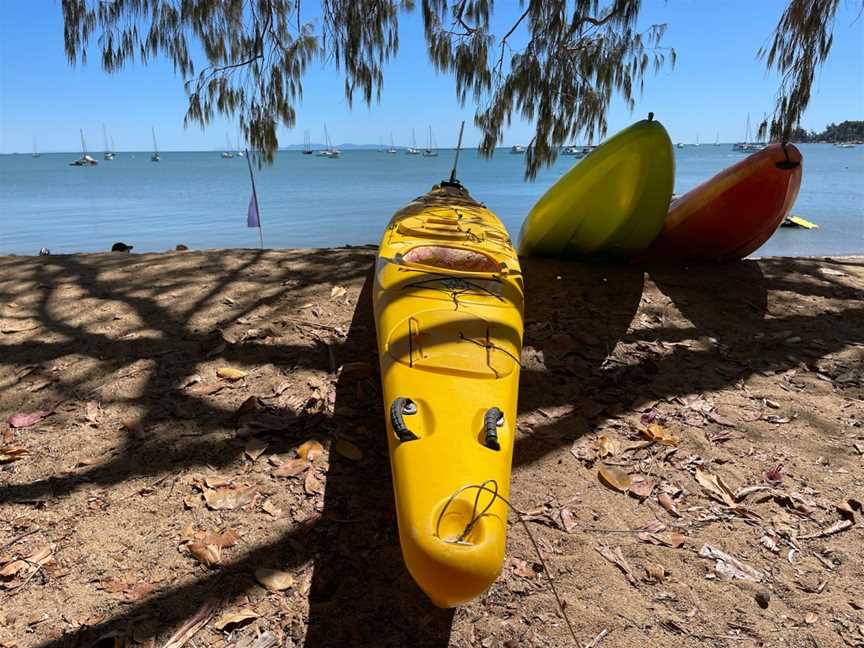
[1,249,862,648]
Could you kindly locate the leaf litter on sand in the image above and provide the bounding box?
[213,608,259,631]
[597,466,632,493]
[641,421,681,446]
[0,447,28,463]
[244,437,268,461]
[161,598,218,648]
[694,467,736,507]
[7,410,53,429]
[698,544,764,581]
[271,458,309,478]
[216,366,247,381]
[658,493,681,517]
[0,545,55,588]
[255,568,294,591]
[193,478,257,511]
[297,439,325,461]
[182,528,238,567]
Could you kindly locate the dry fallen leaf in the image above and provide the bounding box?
[804,612,818,625]
[217,367,247,381]
[213,608,259,631]
[511,558,536,578]
[255,568,294,591]
[658,493,681,517]
[598,466,632,493]
[85,401,101,423]
[272,458,308,478]
[304,469,324,496]
[203,529,239,548]
[642,422,680,446]
[595,434,621,458]
[0,446,28,464]
[185,381,225,396]
[798,519,853,540]
[188,542,221,567]
[203,485,257,511]
[330,285,348,300]
[0,544,55,582]
[698,544,764,581]
[297,440,325,461]
[638,531,685,548]
[333,439,363,461]
[763,464,784,487]
[261,499,282,517]
[629,476,655,499]
[560,507,579,533]
[244,437,268,461]
[644,562,667,583]
[695,467,736,507]
[7,410,53,429]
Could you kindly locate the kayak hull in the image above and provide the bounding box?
[519,118,675,259]
[372,184,524,607]
[644,143,803,261]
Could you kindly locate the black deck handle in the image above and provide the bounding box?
[391,397,418,441]
[484,407,504,451]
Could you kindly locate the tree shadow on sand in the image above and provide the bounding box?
[0,250,861,647]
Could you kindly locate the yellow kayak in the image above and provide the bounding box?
[519,115,675,259]
[372,181,524,607]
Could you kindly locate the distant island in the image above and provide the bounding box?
[791,120,863,143]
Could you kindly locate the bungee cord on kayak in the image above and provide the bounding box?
[436,480,579,646]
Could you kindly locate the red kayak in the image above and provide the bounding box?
[644,143,802,261]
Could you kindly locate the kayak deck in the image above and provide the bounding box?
[373,184,524,607]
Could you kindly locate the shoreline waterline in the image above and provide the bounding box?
[1,144,862,258]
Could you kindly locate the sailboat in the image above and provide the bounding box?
[70,129,98,166]
[423,125,439,157]
[236,134,244,157]
[32,137,40,158]
[733,114,764,152]
[387,133,397,154]
[222,133,234,159]
[302,130,313,155]
[110,136,118,158]
[317,123,340,158]
[103,124,115,160]
[694,134,700,147]
[406,128,420,155]
[151,127,160,162]
[714,131,720,146]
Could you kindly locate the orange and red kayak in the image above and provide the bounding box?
[644,143,802,261]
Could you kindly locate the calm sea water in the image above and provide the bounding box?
[1,144,862,257]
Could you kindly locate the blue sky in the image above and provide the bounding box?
[1,1,862,153]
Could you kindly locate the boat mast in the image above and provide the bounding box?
[80,129,87,156]
[447,121,466,185]
[103,123,109,153]
[152,127,159,155]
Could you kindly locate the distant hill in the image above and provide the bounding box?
[791,120,864,143]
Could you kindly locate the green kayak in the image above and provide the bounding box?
[518,116,674,259]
